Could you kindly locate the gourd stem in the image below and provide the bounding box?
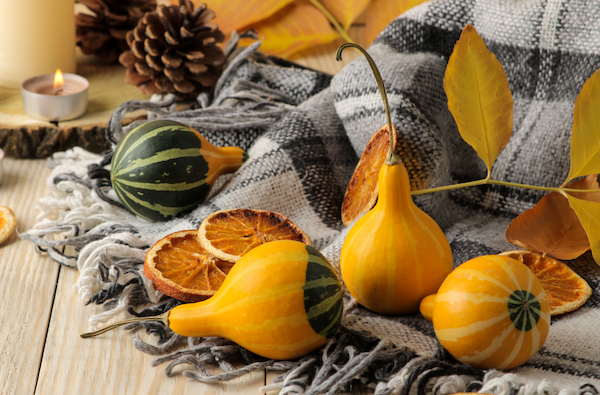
[80,312,170,338]
[336,43,401,166]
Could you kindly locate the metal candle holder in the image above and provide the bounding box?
[21,72,89,122]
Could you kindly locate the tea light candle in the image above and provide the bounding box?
[0,0,76,89]
[21,69,89,122]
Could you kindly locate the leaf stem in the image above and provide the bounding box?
[410,178,600,196]
[307,0,354,43]
[487,179,563,192]
[410,179,487,195]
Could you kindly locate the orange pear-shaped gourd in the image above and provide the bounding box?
[337,43,453,315]
[340,159,453,314]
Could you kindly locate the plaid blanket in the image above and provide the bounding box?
[22,0,600,393]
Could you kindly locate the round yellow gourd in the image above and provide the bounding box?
[337,43,453,315]
[420,255,551,370]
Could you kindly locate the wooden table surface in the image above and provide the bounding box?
[0,34,364,395]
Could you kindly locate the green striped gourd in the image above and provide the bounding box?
[82,240,344,360]
[110,120,247,222]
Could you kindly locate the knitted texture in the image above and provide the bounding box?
[22,0,600,393]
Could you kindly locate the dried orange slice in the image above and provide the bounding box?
[197,208,311,262]
[0,206,17,245]
[144,230,234,302]
[341,125,395,226]
[499,249,592,315]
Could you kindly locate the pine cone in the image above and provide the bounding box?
[76,0,157,63]
[119,0,226,100]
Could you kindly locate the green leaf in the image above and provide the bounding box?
[564,192,600,265]
[565,68,600,184]
[444,25,513,176]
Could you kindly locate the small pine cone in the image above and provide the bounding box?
[119,0,226,100]
[76,0,157,63]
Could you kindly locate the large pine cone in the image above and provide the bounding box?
[76,0,157,63]
[119,0,226,100]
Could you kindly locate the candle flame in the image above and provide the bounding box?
[53,69,64,91]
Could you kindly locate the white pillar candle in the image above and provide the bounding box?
[0,0,76,89]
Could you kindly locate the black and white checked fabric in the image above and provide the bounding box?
[22,0,600,392]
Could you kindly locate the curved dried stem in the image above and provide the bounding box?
[80,312,170,338]
[336,43,401,166]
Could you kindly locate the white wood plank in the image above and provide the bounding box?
[35,265,266,395]
[0,158,57,395]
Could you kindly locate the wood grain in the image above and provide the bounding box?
[35,266,266,395]
[0,158,58,395]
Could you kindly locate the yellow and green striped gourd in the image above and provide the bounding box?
[420,254,551,370]
[82,240,344,360]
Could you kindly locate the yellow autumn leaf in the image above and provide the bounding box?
[181,0,428,58]
[364,0,428,44]
[444,25,513,176]
[242,2,340,58]
[319,0,370,31]
[564,192,600,265]
[182,0,294,36]
[565,68,600,184]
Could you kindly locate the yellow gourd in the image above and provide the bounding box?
[338,43,453,315]
[419,255,550,370]
[82,240,343,360]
